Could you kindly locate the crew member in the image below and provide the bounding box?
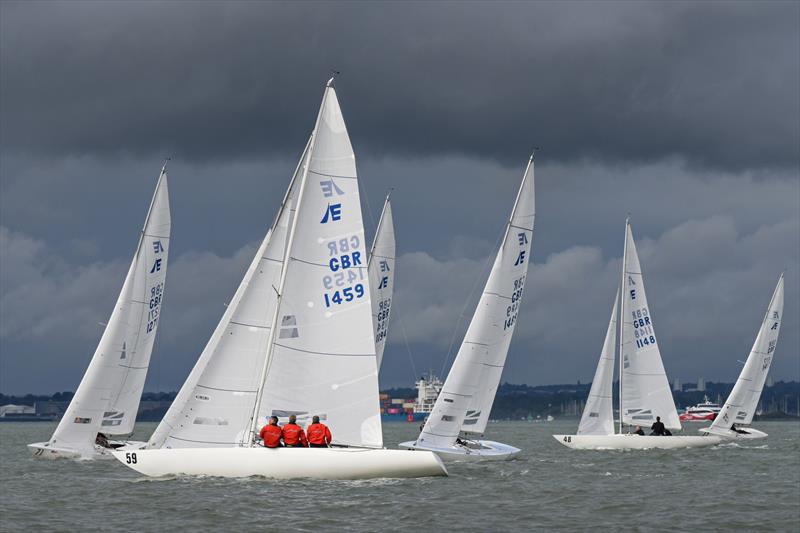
[307,415,332,448]
[260,416,283,448]
[731,423,748,435]
[95,432,111,448]
[282,414,308,447]
[650,416,667,436]
[633,426,645,436]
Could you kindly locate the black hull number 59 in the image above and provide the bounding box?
[125,452,138,464]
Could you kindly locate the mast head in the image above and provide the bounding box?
[327,70,340,88]
[161,157,172,174]
[530,146,541,161]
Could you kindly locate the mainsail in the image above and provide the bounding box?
[711,273,784,430]
[150,141,309,448]
[368,195,396,370]
[49,166,170,452]
[416,156,535,449]
[577,293,618,436]
[619,220,681,429]
[254,80,381,448]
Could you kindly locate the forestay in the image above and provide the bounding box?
[577,293,618,436]
[416,156,535,449]
[50,167,170,452]
[368,195,396,370]
[256,82,382,448]
[620,221,680,430]
[150,142,309,449]
[711,273,784,430]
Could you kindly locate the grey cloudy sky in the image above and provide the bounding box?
[1,1,798,394]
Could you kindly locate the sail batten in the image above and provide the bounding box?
[416,157,535,449]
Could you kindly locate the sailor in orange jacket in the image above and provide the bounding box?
[281,414,308,447]
[260,416,283,448]
[307,415,332,448]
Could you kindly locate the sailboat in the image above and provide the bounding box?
[399,155,535,461]
[29,165,171,459]
[554,218,723,450]
[117,79,445,479]
[368,195,395,370]
[701,273,784,440]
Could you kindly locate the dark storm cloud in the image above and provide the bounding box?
[1,1,798,394]
[1,1,798,169]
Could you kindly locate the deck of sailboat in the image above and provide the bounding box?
[399,439,521,461]
[553,433,722,450]
[28,439,147,460]
[111,446,447,479]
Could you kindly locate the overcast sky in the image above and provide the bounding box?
[1,1,798,394]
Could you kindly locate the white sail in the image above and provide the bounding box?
[711,273,784,430]
[577,292,618,436]
[150,141,309,449]
[255,81,381,448]
[48,167,170,453]
[620,221,680,430]
[416,157,535,449]
[368,195,396,370]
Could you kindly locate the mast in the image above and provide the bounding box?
[245,80,331,446]
[618,216,629,434]
[368,192,391,268]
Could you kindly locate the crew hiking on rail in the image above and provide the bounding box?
[259,415,331,448]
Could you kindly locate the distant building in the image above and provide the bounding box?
[766,376,774,388]
[673,378,682,392]
[0,404,35,417]
[697,377,706,392]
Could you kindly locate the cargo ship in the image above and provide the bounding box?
[381,373,443,422]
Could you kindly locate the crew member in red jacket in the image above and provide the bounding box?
[259,416,283,448]
[281,414,308,447]
[307,415,332,448]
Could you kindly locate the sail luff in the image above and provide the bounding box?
[246,108,327,444]
[710,273,785,430]
[618,218,628,434]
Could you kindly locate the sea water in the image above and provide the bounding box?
[1,420,798,531]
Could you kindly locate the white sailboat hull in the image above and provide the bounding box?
[398,440,520,461]
[111,446,448,479]
[28,440,147,460]
[552,434,723,450]
[698,426,769,440]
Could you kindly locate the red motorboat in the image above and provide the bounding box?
[679,396,721,421]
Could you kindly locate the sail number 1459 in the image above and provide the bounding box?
[323,283,365,307]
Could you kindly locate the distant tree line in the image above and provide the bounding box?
[2,382,798,422]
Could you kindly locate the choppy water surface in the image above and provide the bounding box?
[1,420,798,531]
